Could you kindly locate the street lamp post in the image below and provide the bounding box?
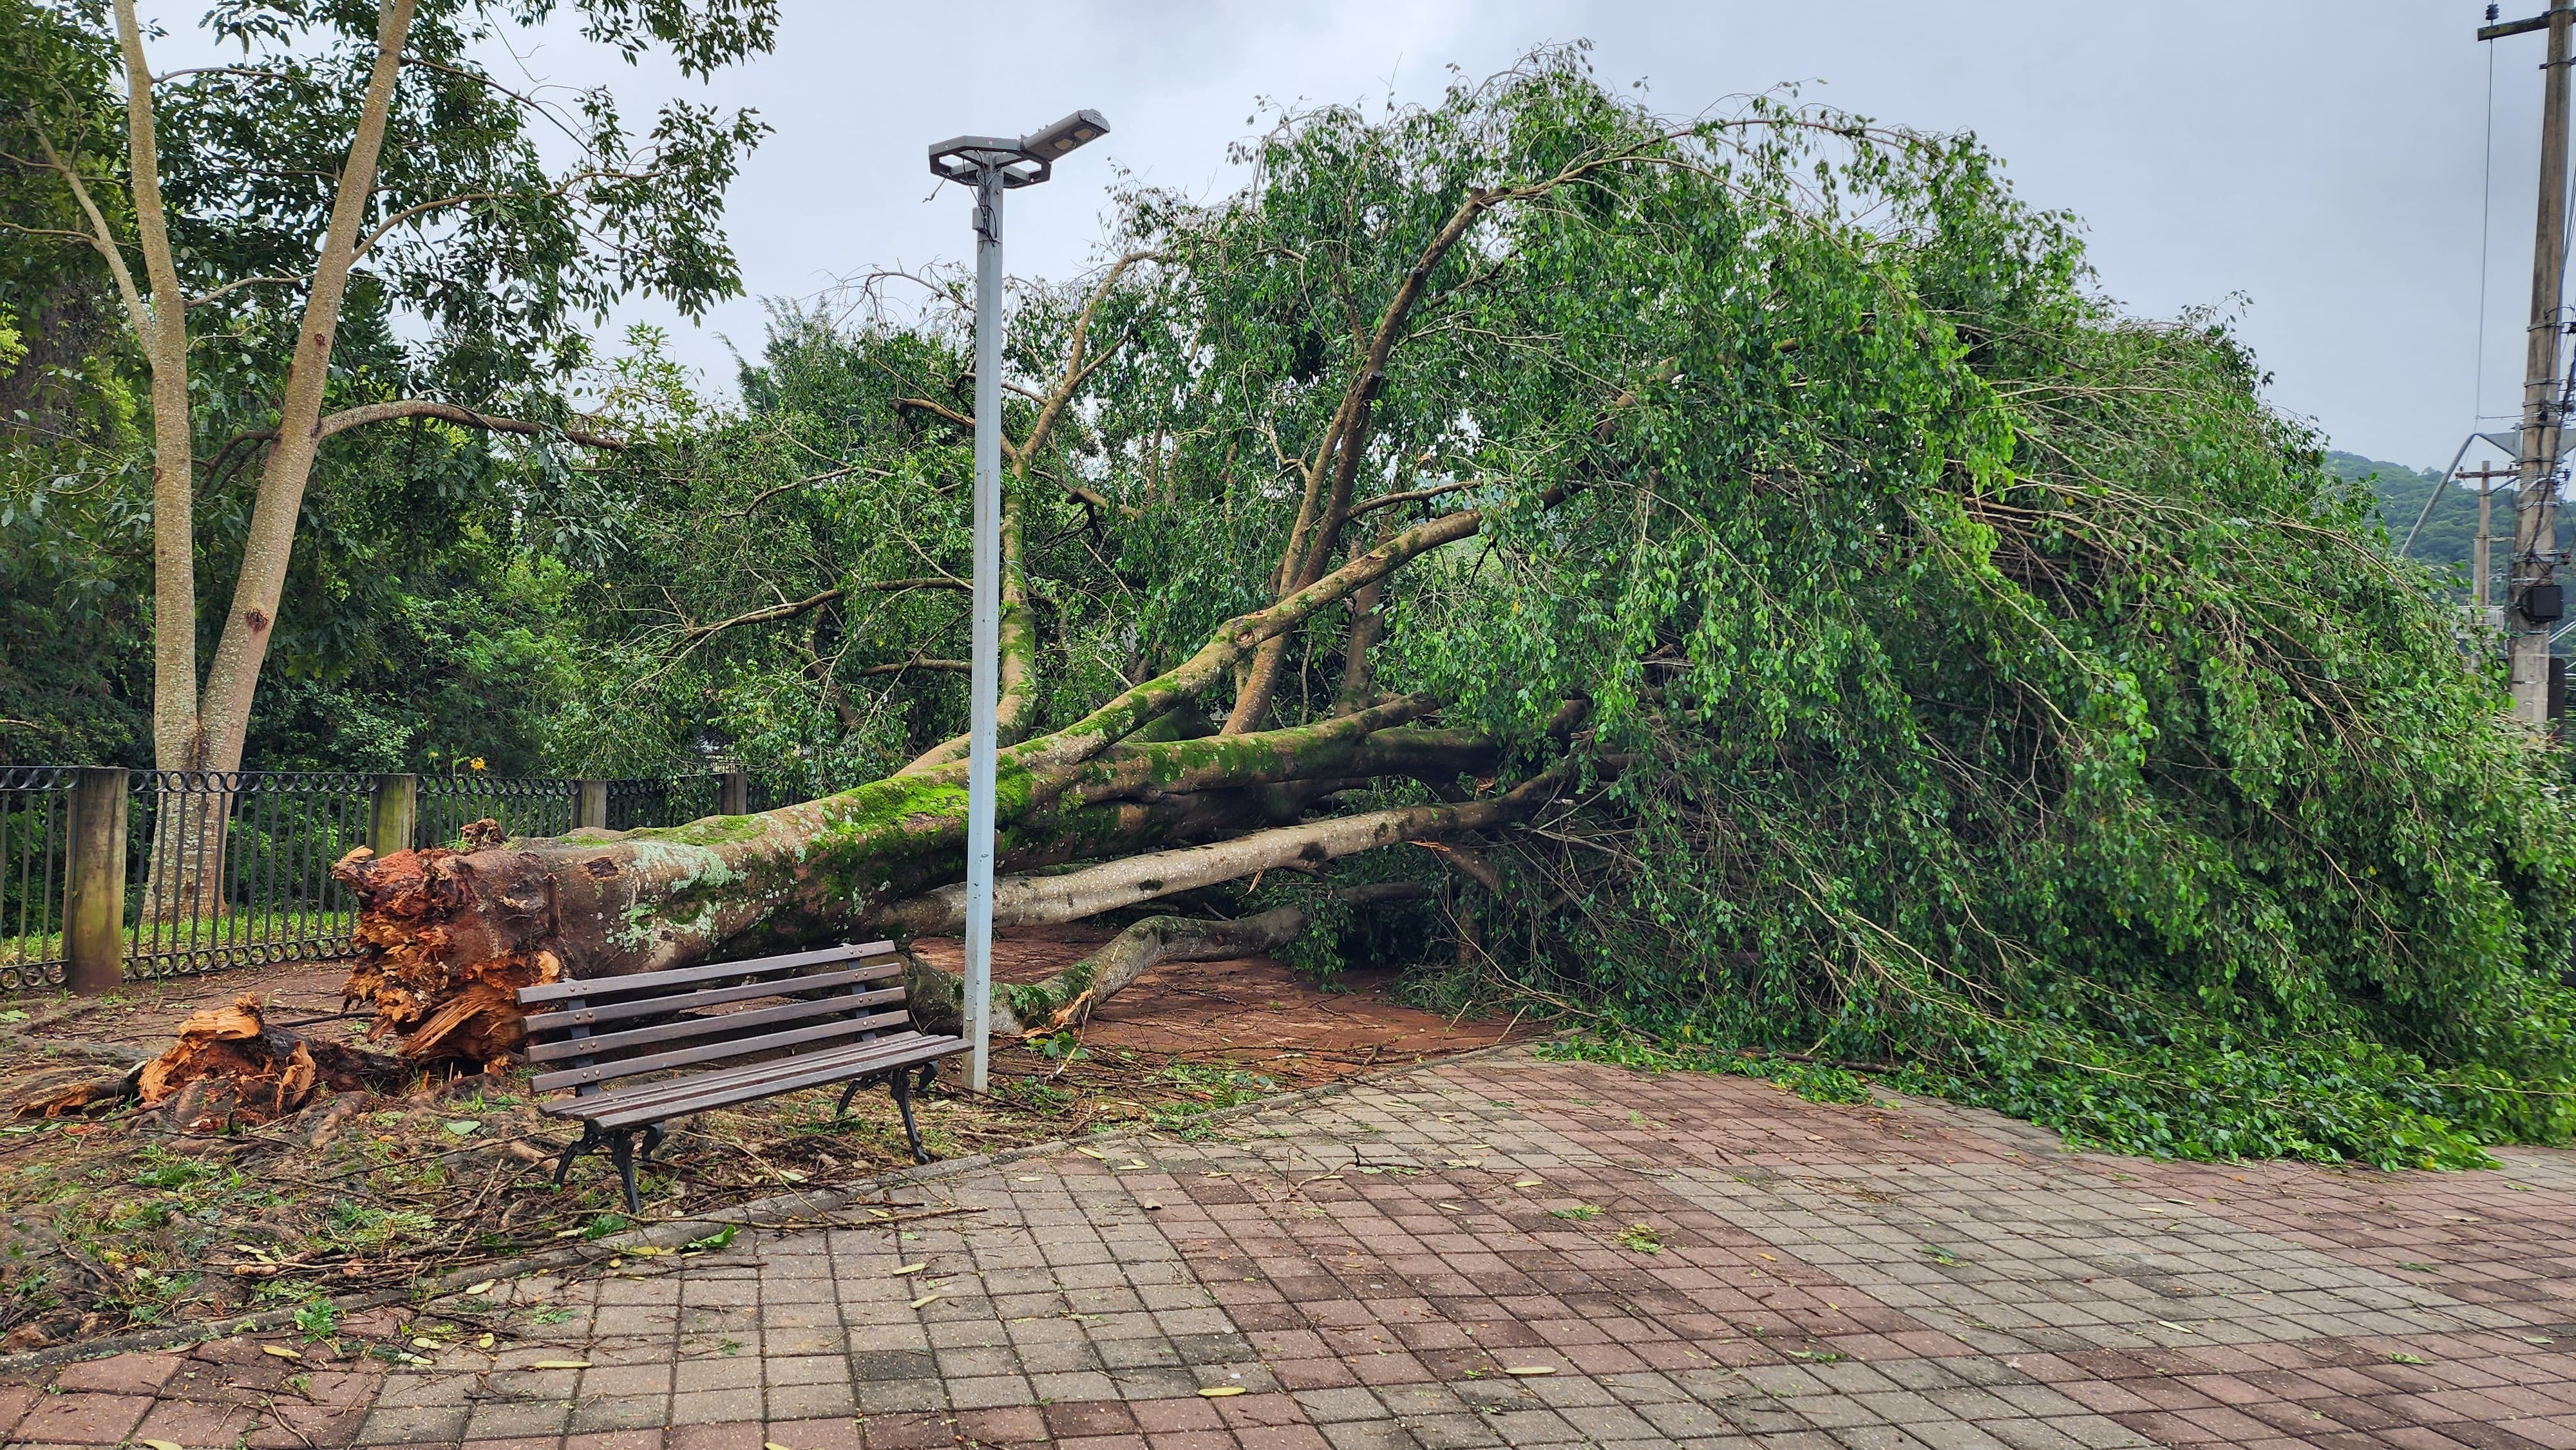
[927,110,1109,1094]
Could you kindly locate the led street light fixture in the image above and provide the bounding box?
[927,109,1110,189]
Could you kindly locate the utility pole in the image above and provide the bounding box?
[2465,462,2519,608]
[2486,0,2576,723]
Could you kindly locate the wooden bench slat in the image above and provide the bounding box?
[550,1034,960,1129]
[549,1031,933,1120]
[524,984,906,1063]
[515,939,896,1005]
[584,1038,961,1131]
[524,962,901,1034]
[529,1007,913,1092]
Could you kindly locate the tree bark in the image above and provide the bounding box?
[330,490,1555,1062]
[331,715,1520,1060]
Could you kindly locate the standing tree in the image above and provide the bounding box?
[1,0,770,793]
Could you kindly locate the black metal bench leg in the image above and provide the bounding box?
[889,1069,929,1164]
[556,1122,601,1188]
[609,1130,641,1216]
[639,1124,667,1164]
[835,1078,864,1119]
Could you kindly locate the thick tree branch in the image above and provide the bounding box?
[1016,250,1156,469]
[877,777,1557,937]
[1230,188,1524,733]
[311,399,629,449]
[1231,148,1665,734]
[958,494,1496,796]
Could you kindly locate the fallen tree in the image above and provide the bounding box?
[331,534,1549,1060]
[327,51,2576,1169]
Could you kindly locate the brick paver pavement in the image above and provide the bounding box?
[7,1046,2576,1448]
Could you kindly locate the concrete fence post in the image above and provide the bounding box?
[63,767,128,995]
[576,778,608,831]
[370,773,417,858]
[719,770,749,817]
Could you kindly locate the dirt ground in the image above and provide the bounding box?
[911,926,1528,1074]
[0,928,1533,1355]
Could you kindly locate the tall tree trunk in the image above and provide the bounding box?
[102,1,418,927]
[127,3,412,932]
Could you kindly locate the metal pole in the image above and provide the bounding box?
[964,162,1005,1093]
[2480,469,2497,608]
[2511,0,2576,722]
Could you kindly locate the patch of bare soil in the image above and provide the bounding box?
[911,926,1526,1074]
[0,927,1531,1354]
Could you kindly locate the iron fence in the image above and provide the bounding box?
[0,767,75,991]
[0,766,781,994]
[124,771,375,978]
[605,775,724,831]
[416,773,578,849]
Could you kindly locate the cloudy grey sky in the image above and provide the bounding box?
[155,1,2550,472]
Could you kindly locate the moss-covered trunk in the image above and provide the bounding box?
[334,710,1504,1061]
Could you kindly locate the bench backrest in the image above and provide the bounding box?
[515,940,909,1096]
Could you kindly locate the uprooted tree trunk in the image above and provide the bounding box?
[332,506,1561,1062]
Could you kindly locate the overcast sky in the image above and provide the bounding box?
[156,1,2559,472]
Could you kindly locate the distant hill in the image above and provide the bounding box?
[2329,449,2497,591]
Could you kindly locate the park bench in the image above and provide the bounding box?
[515,939,965,1213]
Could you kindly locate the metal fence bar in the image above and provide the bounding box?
[0,767,74,992]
